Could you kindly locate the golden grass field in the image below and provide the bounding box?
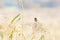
[0,7,60,40]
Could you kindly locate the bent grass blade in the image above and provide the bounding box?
[11,14,20,24]
[8,14,20,40]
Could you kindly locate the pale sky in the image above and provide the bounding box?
[0,0,60,8]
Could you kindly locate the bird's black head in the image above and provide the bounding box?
[34,17,37,22]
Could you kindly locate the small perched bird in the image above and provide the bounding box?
[31,17,47,40]
[33,17,47,33]
[34,18,37,22]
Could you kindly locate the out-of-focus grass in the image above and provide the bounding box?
[9,13,26,40]
[22,33,26,40]
[9,14,20,40]
[0,13,49,40]
[4,14,20,40]
[39,35,45,40]
[9,31,13,40]
[0,32,3,40]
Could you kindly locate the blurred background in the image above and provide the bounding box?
[0,0,60,8]
[0,0,60,40]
